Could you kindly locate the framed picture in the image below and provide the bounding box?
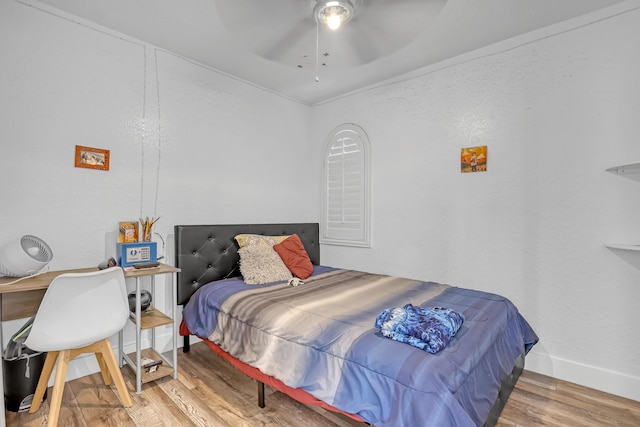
[75,145,110,171]
[461,145,487,173]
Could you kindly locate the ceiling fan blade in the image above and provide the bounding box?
[357,0,447,20]
[329,0,447,66]
[214,0,315,62]
[259,19,316,63]
[214,0,309,29]
[329,24,384,66]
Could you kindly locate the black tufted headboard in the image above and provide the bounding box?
[174,223,320,306]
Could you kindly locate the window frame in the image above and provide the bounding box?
[320,123,371,248]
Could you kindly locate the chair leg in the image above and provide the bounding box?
[29,351,58,413]
[29,339,132,424]
[47,350,71,427]
[95,352,112,385]
[95,338,132,407]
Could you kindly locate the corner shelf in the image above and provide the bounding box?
[605,244,640,251]
[606,162,640,181]
[606,162,640,252]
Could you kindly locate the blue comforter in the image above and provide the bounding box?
[183,267,538,426]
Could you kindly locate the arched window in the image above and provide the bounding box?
[321,123,371,247]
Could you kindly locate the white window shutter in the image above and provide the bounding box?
[321,124,370,247]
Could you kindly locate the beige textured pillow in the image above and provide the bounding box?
[235,233,290,248]
[238,245,293,285]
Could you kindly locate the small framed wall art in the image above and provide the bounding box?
[75,145,110,171]
[461,145,487,173]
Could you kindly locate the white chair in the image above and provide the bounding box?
[24,267,132,426]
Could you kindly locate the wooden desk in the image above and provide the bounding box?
[0,264,180,426]
[0,267,97,321]
[0,264,179,320]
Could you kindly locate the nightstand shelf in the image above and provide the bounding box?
[130,306,173,329]
[125,348,174,385]
[119,263,180,393]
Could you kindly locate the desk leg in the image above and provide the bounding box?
[0,295,6,427]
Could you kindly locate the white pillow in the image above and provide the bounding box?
[238,245,293,285]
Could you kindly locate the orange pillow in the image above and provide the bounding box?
[273,234,313,279]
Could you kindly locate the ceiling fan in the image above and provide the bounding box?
[213,0,447,71]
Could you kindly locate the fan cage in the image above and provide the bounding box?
[0,234,54,277]
[21,235,53,262]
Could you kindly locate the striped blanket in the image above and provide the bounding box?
[183,267,538,427]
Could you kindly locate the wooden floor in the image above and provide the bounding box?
[6,342,640,426]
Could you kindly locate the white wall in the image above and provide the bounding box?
[0,0,315,381]
[312,2,640,401]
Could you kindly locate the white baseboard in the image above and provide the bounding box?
[525,350,640,402]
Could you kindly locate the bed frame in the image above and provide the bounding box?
[174,223,523,426]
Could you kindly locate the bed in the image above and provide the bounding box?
[175,223,538,427]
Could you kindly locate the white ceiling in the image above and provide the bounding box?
[36,0,626,105]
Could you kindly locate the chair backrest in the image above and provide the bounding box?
[24,267,129,352]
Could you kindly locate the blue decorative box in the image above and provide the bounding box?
[117,242,157,267]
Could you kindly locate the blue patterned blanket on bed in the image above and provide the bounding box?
[375,304,465,353]
[183,267,538,427]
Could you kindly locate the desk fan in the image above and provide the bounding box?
[0,235,54,277]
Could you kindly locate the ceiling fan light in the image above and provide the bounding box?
[326,14,342,30]
[314,0,354,30]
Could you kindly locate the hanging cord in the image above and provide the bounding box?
[153,49,162,218]
[139,46,148,219]
[315,21,320,83]
[154,232,166,261]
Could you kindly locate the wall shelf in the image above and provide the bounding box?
[605,244,640,251]
[606,162,640,181]
[606,162,639,252]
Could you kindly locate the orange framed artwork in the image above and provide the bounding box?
[461,146,487,173]
[75,145,110,170]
